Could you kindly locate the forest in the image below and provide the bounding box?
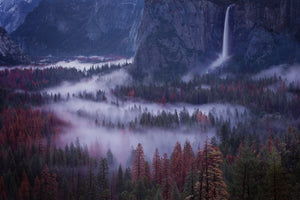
[0,63,299,200]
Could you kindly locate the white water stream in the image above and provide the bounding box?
[209,5,233,70]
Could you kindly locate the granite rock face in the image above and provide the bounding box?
[0,0,42,33]
[0,26,28,65]
[133,0,300,80]
[132,0,224,80]
[231,0,300,71]
[12,0,144,57]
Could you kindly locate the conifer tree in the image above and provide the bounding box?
[152,148,162,186]
[98,158,109,193]
[132,143,145,181]
[229,143,263,200]
[265,147,288,200]
[145,161,152,184]
[183,162,197,200]
[171,142,184,191]
[33,176,41,200]
[183,141,194,180]
[154,188,163,200]
[40,165,58,200]
[195,141,228,200]
[170,183,181,200]
[0,176,7,200]
[134,179,146,200]
[116,165,124,195]
[162,153,172,200]
[18,171,31,200]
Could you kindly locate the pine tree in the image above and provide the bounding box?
[183,162,197,200]
[18,171,31,200]
[98,158,109,192]
[0,176,7,200]
[40,165,58,200]
[195,141,228,200]
[154,188,163,200]
[229,142,263,200]
[132,143,145,181]
[162,153,172,200]
[106,149,115,167]
[145,161,152,184]
[152,148,162,186]
[87,159,100,200]
[33,176,41,200]
[183,141,195,180]
[124,167,133,192]
[171,142,184,191]
[265,147,288,200]
[116,165,124,195]
[170,183,181,200]
[134,179,146,200]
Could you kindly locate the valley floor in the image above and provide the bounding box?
[0,58,299,200]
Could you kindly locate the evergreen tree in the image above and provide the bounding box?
[98,158,109,193]
[183,162,197,200]
[106,149,115,168]
[229,143,264,200]
[152,148,162,186]
[183,141,194,180]
[145,161,152,184]
[265,147,288,200]
[116,165,124,195]
[18,171,31,200]
[0,176,7,200]
[132,143,145,181]
[171,142,184,191]
[124,167,133,192]
[154,188,163,200]
[195,141,228,200]
[134,179,146,200]
[162,153,172,200]
[170,183,181,200]
[87,159,99,200]
[40,165,58,200]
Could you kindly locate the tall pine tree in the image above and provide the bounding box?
[132,143,145,181]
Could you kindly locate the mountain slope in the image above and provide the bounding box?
[0,0,42,33]
[0,26,28,65]
[132,0,300,80]
[11,0,144,57]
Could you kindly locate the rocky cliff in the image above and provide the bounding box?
[132,0,300,80]
[0,0,42,33]
[0,26,28,65]
[11,0,144,57]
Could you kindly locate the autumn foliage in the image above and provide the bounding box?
[0,108,64,151]
[132,143,146,181]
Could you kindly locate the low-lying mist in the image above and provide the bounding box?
[43,68,132,100]
[253,63,300,85]
[0,57,133,71]
[30,59,249,167]
[54,109,215,168]
[44,69,249,167]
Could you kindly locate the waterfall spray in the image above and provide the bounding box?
[209,5,233,70]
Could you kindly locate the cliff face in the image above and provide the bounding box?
[231,0,300,70]
[12,0,144,57]
[0,0,42,33]
[0,26,28,65]
[133,0,300,80]
[132,0,224,80]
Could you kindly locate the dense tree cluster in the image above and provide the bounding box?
[114,74,300,118]
[0,63,122,91]
[0,66,299,199]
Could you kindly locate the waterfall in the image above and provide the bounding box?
[221,5,232,59]
[209,5,233,70]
